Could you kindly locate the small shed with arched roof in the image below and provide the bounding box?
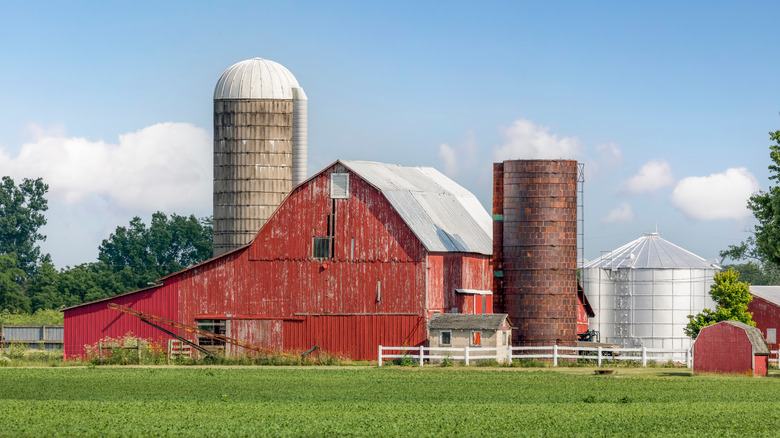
[693,321,769,376]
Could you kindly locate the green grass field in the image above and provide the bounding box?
[2,366,780,437]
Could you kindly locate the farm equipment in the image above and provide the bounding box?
[107,303,288,359]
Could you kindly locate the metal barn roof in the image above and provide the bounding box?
[340,160,493,255]
[214,58,306,100]
[583,232,719,270]
[749,286,780,307]
[428,313,509,330]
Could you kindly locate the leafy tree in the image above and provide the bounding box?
[718,130,780,285]
[684,269,755,339]
[0,176,48,276]
[98,212,213,291]
[0,253,31,313]
[0,308,63,326]
[27,255,66,312]
[737,130,780,265]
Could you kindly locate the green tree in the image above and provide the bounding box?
[98,212,213,291]
[719,130,780,285]
[684,269,755,339]
[0,176,48,276]
[27,255,65,311]
[0,253,31,313]
[741,130,780,265]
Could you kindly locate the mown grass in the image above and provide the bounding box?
[2,367,780,437]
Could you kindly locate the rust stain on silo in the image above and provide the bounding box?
[498,159,578,347]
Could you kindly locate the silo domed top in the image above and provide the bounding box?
[214,58,306,100]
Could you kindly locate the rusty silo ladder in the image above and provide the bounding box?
[107,303,287,358]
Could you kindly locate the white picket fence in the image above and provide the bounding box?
[771,350,779,365]
[377,345,692,368]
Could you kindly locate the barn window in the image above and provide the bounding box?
[376,280,382,302]
[313,199,336,260]
[330,173,349,199]
[440,331,452,346]
[471,331,482,347]
[313,237,331,259]
[196,320,226,351]
[768,328,777,344]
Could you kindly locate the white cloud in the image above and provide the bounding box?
[601,202,636,223]
[622,160,674,195]
[437,130,477,178]
[493,119,582,161]
[670,168,759,221]
[0,122,211,212]
[438,143,458,176]
[585,142,624,178]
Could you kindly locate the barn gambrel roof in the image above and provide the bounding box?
[340,160,493,256]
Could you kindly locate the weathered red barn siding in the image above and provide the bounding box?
[576,294,589,334]
[63,280,179,359]
[228,319,283,355]
[251,165,426,263]
[693,323,756,375]
[172,163,432,359]
[748,296,780,352]
[283,315,425,360]
[426,253,492,315]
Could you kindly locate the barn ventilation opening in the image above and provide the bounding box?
[196,319,226,352]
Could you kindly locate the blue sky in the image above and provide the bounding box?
[1,1,778,268]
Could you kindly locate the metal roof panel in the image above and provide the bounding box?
[583,232,719,270]
[340,160,492,255]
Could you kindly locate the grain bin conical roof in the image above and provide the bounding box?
[583,232,719,270]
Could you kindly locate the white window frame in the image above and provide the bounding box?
[440,330,452,346]
[470,330,482,347]
[768,328,777,344]
[330,173,349,199]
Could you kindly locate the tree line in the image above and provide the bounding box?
[0,176,212,314]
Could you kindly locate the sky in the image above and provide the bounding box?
[0,1,778,268]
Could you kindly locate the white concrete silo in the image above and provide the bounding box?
[213,58,308,256]
[582,232,719,350]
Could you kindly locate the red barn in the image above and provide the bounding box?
[693,321,769,376]
[63,160,494,360]
[576,283,594,336]
[747,286,780,354]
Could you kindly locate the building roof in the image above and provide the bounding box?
[214,58,306,100]
[340,161,493,255]
[428,313,509,330]
[582,232,720,270]
[706,321,770,355]
[749,285,780,307]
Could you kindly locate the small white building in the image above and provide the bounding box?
[582,232,719,350]
[428,313,512,363]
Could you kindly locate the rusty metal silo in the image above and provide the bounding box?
[497,160,578,346]
[213,58,308,256]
